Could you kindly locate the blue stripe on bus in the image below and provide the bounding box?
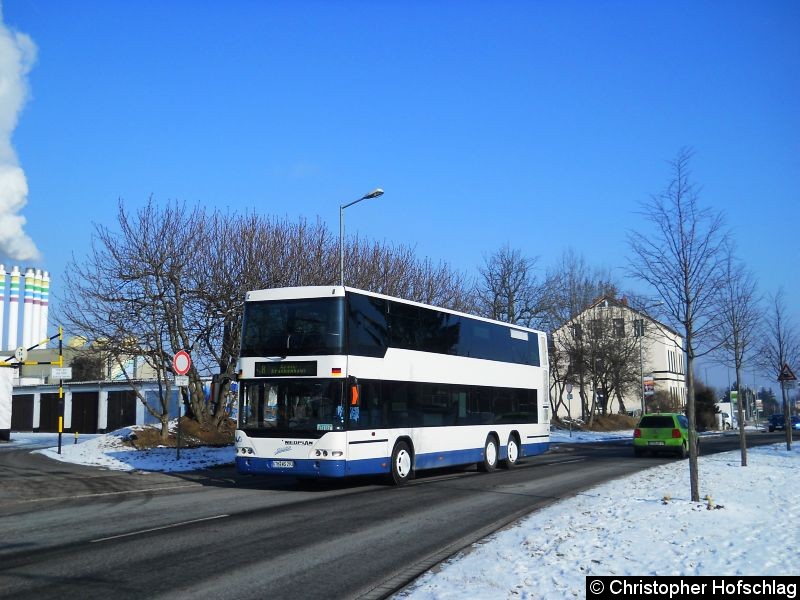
[414,447,484,470]
[236,441,550,479]
[520,442,550,457]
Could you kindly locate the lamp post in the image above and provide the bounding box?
[339,188,384,287]
[634,301,663,415]
[635,318,645,414]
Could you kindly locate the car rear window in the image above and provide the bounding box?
[638,416,675,428]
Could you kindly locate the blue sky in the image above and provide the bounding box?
[1,0,798,390]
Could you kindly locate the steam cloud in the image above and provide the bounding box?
[0,5,40,261]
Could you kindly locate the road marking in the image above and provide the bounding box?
[90,514,230,543]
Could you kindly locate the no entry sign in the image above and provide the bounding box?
[173,350,191,376]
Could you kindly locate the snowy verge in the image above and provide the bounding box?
[32,427,235,473]
[397,443,800,599]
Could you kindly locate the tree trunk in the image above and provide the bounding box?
[160,414,170,443]
[686,337,700,502]
[735,364,748,466]
[615,389,627,415]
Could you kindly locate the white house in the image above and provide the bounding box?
[550,296,687,419]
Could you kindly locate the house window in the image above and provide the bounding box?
[613,318,625,338]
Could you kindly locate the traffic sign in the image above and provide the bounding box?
[174,375,189,387]
[173,350,191,376]
[778,363,797,382]
[52,367,72,380]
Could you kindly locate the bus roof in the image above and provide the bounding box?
[244,286,544,335]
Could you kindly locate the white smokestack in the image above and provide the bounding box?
[39,269,49,348]
[32,267,41,345]
[0,9,40,262]
[22,266,33,349]
[6,265,19,351]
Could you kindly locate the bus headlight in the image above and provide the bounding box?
[332,451,343,457]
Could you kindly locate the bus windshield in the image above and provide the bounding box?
[240,297,345,357]
[239,379,345,434]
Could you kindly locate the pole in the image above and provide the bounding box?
[636,319,645,414]
[753,370,758,424]
[781,381,791,451]
[57,326,64,454]
[339,204,344,287]
[176,385,182,460]
[339,189,383,287]
[639,326,644,414]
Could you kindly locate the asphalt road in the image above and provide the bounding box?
[0,431,789,600]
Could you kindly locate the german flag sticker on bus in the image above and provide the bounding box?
[331,367,343,376]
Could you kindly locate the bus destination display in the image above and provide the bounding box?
[254,361,318,377]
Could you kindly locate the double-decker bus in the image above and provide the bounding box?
[235,286,550,484]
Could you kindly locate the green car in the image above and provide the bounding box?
[633,413,697,458]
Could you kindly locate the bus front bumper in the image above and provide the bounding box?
[236,456,347,478]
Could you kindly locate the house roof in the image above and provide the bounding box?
[556,295,680,338]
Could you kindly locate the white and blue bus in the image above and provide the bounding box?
[235,286,550,484]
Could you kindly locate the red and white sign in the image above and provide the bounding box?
[173,350,191,376]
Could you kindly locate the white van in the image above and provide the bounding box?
[715,403,734,430]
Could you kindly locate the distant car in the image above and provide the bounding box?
[633,413,697,459]
[768,414,783,432]
[768,414,800,432]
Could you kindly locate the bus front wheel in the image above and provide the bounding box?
[478,435,499,472]
[390,441,414,485]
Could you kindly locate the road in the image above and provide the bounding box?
[0,431,788,600]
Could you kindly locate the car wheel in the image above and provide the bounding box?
[501,435,520,469]
[769,426,775,432]
[633,447,644,458]
[478,435,499,472]
[679,442,688,459]
[389,441,414,485]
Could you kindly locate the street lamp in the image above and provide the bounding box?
[339,188,384,286]
[634,301,663,415]
[634,318,646,414]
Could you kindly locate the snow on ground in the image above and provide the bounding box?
[4,429,235,472]
[5,427,797,597]
[397,442,799,599]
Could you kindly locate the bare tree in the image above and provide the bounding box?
[594,307,643,416]
[475,244,546,329]
[60,199,205,440]
[59,199,473,438]
[759,290,800,450]
[541,250,618,420]
[628,148,728,502]
[711,243,761,465]
[553,299,641,425]
[347,237,473,311]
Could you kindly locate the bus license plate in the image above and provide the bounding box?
[272,460,294,468]
[648,441,665,446]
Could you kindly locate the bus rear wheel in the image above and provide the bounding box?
[478,435,499,472]
[501,435,520,469]
[390,441,414,485]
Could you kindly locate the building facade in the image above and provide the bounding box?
[551,297,686,419]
